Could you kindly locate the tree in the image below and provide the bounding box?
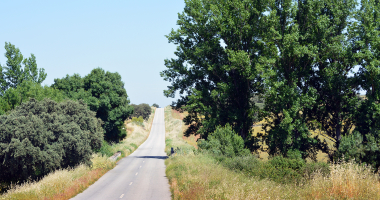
[256,0,358,159]
[0,99,103,184]
[0,80,66,115]
[337,0,380,168]
[0,42,46,94]
[52,68,134,142]
[161,0,267,139]
[131,103,152,120]
[152,103,159,108]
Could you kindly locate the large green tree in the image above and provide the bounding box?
[259,0,358,159]
[337,0,380,168]
[161,0,267,139]
[0,42,46,94]
[52,68,134,142]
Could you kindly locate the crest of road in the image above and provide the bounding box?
[71,108,171,200]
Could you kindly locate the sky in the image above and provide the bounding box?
[0,0,185,107]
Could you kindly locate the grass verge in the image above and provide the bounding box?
[164,106,380,200]
[1,108,156,200]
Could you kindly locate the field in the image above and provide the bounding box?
[164,106,380,200]
[0,108,156,200]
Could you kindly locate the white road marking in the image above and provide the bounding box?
[139,166,142,168]
[120,194,124,198]
[135,172,138,175]
[129,182,133,185]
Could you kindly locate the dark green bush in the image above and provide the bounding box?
[337,131,380,169]
[131,103,152,120]
[215,154,329,184]
[0,98,104,184]
[198,124,250,157]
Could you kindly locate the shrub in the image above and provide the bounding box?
[216,154,329,184]
[198,124,250,157]
[131,103,152,120]
[0,98,104,184]
[96,140,114,157]
[131,116,144,127]
[337,131,380,169]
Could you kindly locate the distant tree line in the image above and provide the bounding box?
[162,0,380,168]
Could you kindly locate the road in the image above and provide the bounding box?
[71,108,171,200]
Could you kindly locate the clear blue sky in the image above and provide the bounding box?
[0,1,185,107]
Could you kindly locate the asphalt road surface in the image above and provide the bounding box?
[71,108,171,200]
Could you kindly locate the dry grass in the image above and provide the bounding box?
[164,106,193,154]
[304,161,380,199]
[166,154,296,199]
[166,154,380,200]
[164,106,380,200]
[1,108,156,200]
[167,108,199,148]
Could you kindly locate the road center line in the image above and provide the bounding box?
[129,182,133,185]
[135,172,138,175]
[119,194,124,198]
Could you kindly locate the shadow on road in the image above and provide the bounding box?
[135,156,168,160]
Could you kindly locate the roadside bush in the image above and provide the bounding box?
[0,98,104,184]
[131,103,151,120]
[198,124,250,157]
[215,155,329,184]
[131,116,144,127]
[96,140,114,157]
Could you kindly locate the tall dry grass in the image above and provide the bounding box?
[304,161,380,199]
[164,106,380,200]
[1,108,156,200]
[164,106,194,154]
[166,154,380,200]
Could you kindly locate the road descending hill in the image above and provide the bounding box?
[71,108,171,200]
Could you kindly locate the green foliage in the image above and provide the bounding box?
[198,124,250,157]
[161,0,266,139]
[215,155,329,184]
[0,98,103,184]
[95,140,115,157]
[52,68,133,142]
[0,42,46,94]
[337,0,380,169]
[152,103,159,108]
[337,131,380,169]
[131,103,151,120]
[131,116,144,127]
[258,0,358,159]
[0,81,66,115]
